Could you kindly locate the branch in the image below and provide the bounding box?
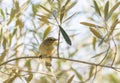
[0,56,120,71]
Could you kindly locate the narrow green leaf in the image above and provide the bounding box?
[27,73,33,82]
[72,67,83,81]
[104,1,109,20]
[16,19,23,28]
[107,2,120,20]
[32,4,39,15]
[65,1,77,13]
[43,26,51,40]
[7,8,16,25]
[39,4,51,13]
[15,1,20,12]
[89,66,94,78]
[98,35,106,46]
[92,37,96,50]
[4,76,17,83]
[0,28,2,41]
[60,6,65,23]
[80,22,102,28]
[93,0,101,16]
[64,0,71,7]
[0,51,6,64]
[3,37,7,49]
[106,19,118,41]
[90,27,102,39]
[63,12,79,23]
[67,75,75,83]
[59,25,71,45]
[0,9,5,19]
[12,28,17,37]
[14,43,23,50]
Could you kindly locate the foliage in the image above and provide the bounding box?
[0,0,120,83]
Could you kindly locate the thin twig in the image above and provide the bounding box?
[57,28,60,58]
[0,56,120,71]
[52,12,60,58]
[111,37,117,66]
[98,44,110,64]
[91,66,97,83]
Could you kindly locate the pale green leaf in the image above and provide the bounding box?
[60,6,65,24]
[104,1,109,20]
[3,37,7,49]
[80,22,102,28]
[43,26,51,40]
[92,37,96,50]
[39,4,51,13]
[107,2,120,20]
[72,67,83,81]
[89,66,94,78]
[0,9,5,19]
[7,8,16,25]
[90,27,102,39]
[93,0,101,16]
[67,75,75,83]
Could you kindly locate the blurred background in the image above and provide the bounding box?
[0,0,120,83]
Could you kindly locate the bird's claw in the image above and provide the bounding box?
[39,55,43,59]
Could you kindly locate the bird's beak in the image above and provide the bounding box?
[55,38,58,41]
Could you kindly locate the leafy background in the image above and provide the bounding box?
[0,0,120,83]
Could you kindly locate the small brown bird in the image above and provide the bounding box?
[39,37,57,66]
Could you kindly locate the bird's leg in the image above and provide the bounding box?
[39,54,46,59]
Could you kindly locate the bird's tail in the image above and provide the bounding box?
[44,58,52,66]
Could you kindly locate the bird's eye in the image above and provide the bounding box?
[49,38,53,41]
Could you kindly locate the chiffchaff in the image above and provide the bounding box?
[39,37,57,66]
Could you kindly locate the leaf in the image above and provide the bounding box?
[7,8,16,25]
[67,75,75,83]
[4,76,17,83]
[0,51,6,64]
[16,19,23,29]
[98,35,106,46]
[89,66,94,78]
[106,19,118,41]
[65,1,77,13]
[0,9,5,19]
[15,1,20,12]
[43,26,51,40]
[104,1,109,20]
[12,28,17,37]
[0,28,2,41]
[14,43,23,50]
[72,67,83,81]
[32,4,39,15]
[59,25,72,45]
[93,0,101,16]
[25,73,33,82]
[39,4,51,13]
[92,37,96,50]
[3,37,7,49]
[107,2,120,20]
[27,73,33,82]
[64,0,71,7]
[80,22,102,28]
[16,0,30,17]
[63,12,79,23]
[60,5,65,23]
[90,27,102,39]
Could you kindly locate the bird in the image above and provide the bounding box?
[39,37,57,66]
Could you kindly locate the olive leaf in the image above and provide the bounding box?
[59,25,71,45]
